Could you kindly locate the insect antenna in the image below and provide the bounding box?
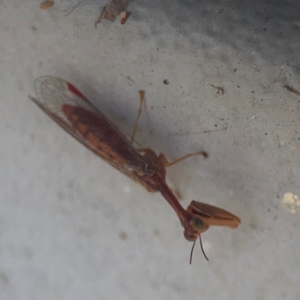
[199,235,209,261]
[189,236,209,264]
[189,240,196,264]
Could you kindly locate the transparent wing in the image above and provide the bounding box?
[29,76,155,177]
[33,76,107,129]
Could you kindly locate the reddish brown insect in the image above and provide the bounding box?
[29,76,240,262]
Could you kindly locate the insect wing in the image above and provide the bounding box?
[31,76,105,149]
[30,76,155,177]
[33,76,98,121]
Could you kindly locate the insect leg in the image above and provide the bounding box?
[158,151,208,168]
[136,148,208,169]
[130,90,145,144]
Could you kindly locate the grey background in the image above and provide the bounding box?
[0,0,299,299]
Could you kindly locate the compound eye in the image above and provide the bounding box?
[183,217,209,241]
[190,217,205,230]
[190,217,209,233]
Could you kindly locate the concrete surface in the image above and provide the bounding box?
[1,0,300,299]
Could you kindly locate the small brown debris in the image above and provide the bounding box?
[118,231,127,240]
[127,76,135,83]
[211,85,224,95]
[120,11,131,24]
[40,1,54,9]
[284,85,300,97]
[95,0,129,26]
[163,79,169,85]
[153,229,160,236]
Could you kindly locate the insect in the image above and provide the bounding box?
[29,76,240,262]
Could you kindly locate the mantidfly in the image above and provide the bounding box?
[29,76,241,263]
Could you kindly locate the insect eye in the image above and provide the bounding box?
[190,217,208,232]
